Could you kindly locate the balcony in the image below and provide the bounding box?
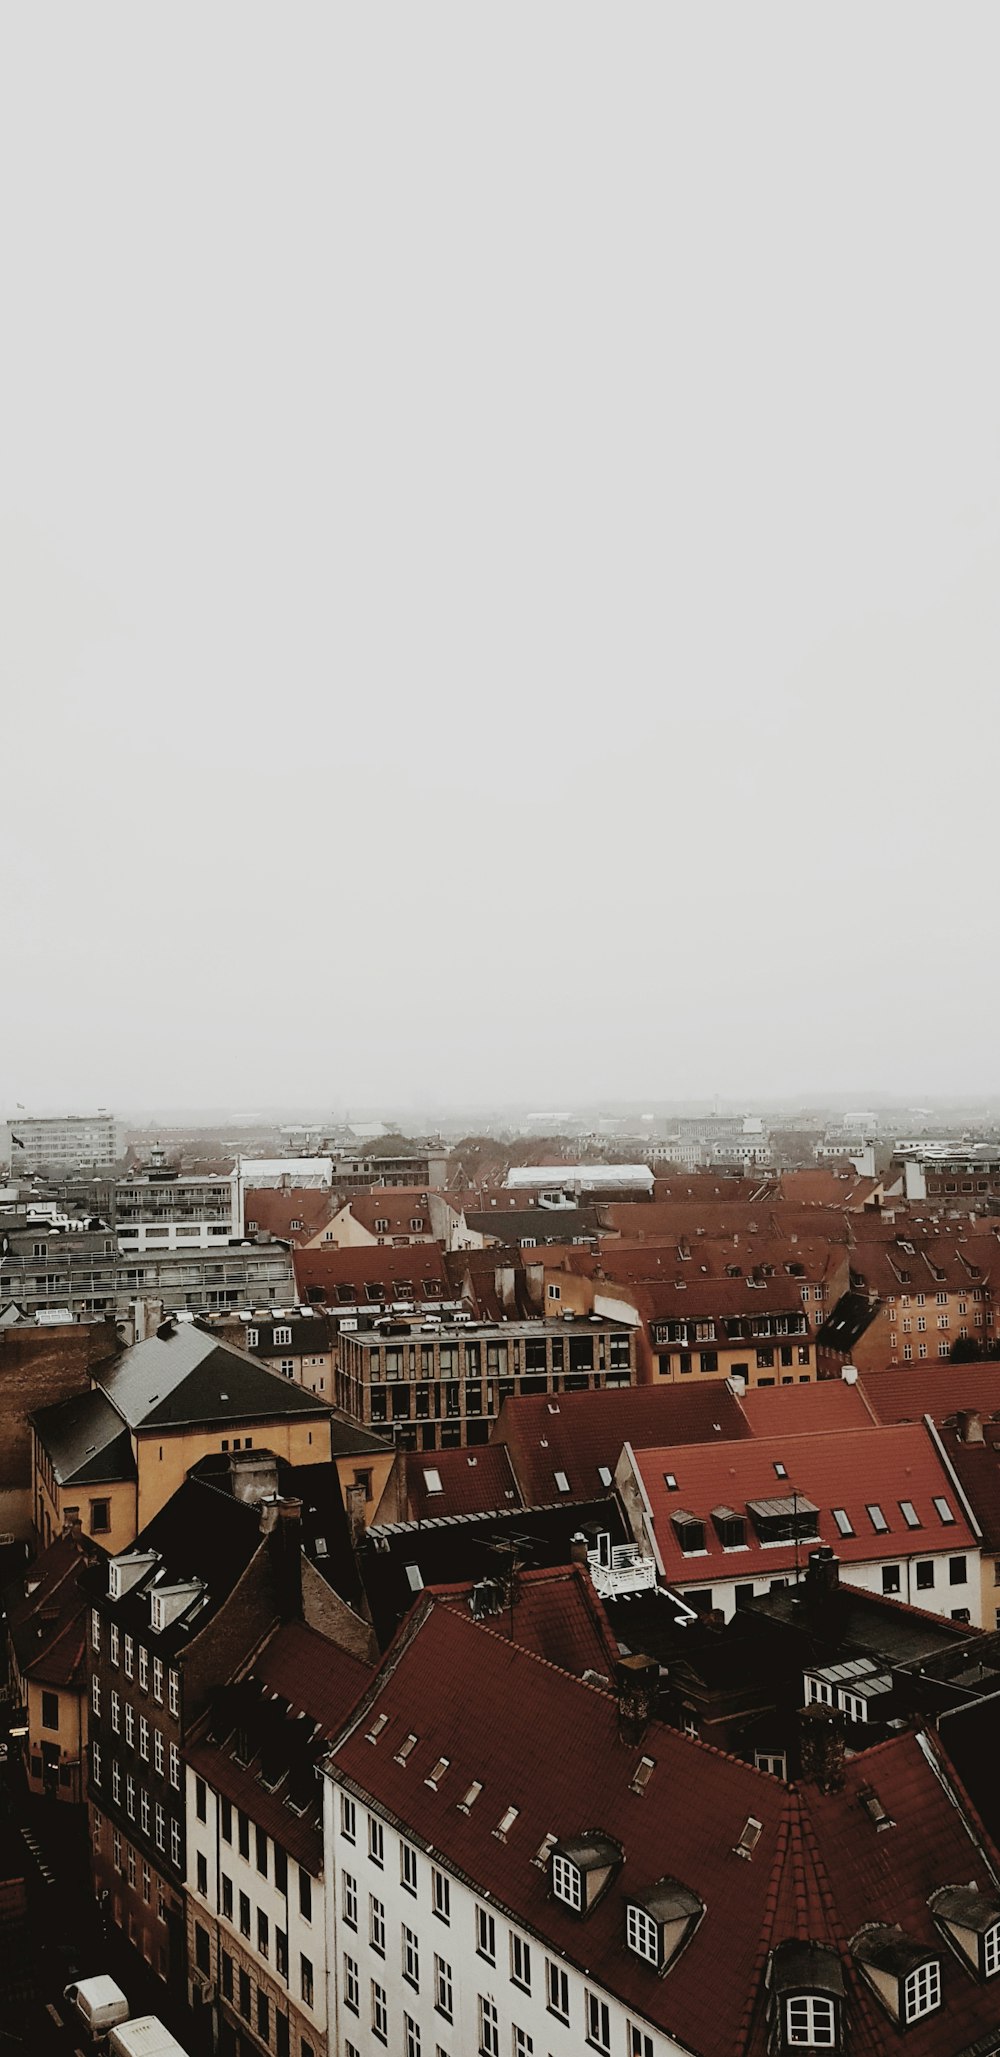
[587,1541,657,1599]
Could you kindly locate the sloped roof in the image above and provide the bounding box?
[861,1360,1000,1425]
[78,1474,268,1653]
[405,1444,523,1521]
[493,1383,751,1507]
[97,1323,329,1429]
[738,1381,877,1436]
[242,1187,337,1243]
[328,1601,1000,2057]
[629,1424,978,1583]
[4,1528,101,1689]
[293,1244,450,1303]
[432,1563,621,1679]
[30,1387,137,1485]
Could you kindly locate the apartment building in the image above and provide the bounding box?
[184,1620,370,2057]
[112,1167,243,1251]
[336,1313,636,1451]
[32,1319,332,1548]
[8,1113,122,1172]
[82,1477,304,1987]
[640,1276,816,1388]
[211,1311,338,1401]
[614,1423,983,1624]
[820,1233,997,1372]
[0,1226,296,1320]
[322,1591,1000,2057]
[4,1524,101,1803]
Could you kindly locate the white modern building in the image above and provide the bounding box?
[8,1112,123,1172]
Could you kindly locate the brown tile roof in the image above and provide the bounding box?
[493,1383,751,1506]
[405,1445,523,1520]
[242,1187,337,1244]
[737,1380,878,1436]
[860,1361,1000,1425]
[4,1528,102,1691]
[292,1244,451,1305]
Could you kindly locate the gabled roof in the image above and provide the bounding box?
[430,1563,621,1679]
[96,1323,329,1429]
[4,1528,102,1689]
[186,1620,372,1871]
[79,1474,268,1653]
[493,1383,751,1507]
[737,1380,877,1436]
[242,1187,337,1244]
[628,1424,978,1583]
[861,1361,1000,1425]
[328,1601,1000,2057]
[30,1387,137,1485]
[404,1444,523,1521]
[293,1243,451,1304]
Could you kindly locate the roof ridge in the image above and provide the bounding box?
[737,1800,793,2055]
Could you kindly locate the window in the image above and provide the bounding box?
[586,1992,611,2053]
[138,1715,148,1760]
[479,1995,500,2057]
[258,1908,269,1958]
[786,1994,836,2045]
[866,1503,888,1534]
[369,1893,386,1954]
[434,1953,453,2020]
[153,1656,163,1702]
[168,1669,179,1716]
[170,1818,181,1867]
[949,1555,968,1585]
[126,1773,136,1819]
[344,1953,359,2014]
[629,2032,654,2057]
[221,1874,233,1919]
[91,1607,101,1652]
[432,1866,450,1922]
[341,1792,356,1841]
[298,1863,311,1919]
[274,1844,287,1894]
[125,1702,134,1748]
[881,1565,901,1595]
[514,2032,534,2057]
[154,1802,164,1850]
[984,1923,1000,1978]
[401,1840,418,1895]
[552,1853,583,1910]
[404,2016,421,2057]
[832,1509,854,1537]
[403,1924,420,1988]
[276,1928,288,1977]
[546,1959,570,2021]
[239,1891,251,1938]
[899,1500,920,1529]
[369,1815,384,1866]
[41,1689,59,1731]
[196,1851,208,1896]
[934,1496,956,1525]
[371,1979,387,2043]
[140,1789,150,1835]
[343,1871,358,1929]
[301,1955,314,2008]
[92,1741,102,1786]
[274,1325,292,1346]
[626,1903,661,1964]
[110,1622,120,1668]
[91,1498,111,1535]
[476,1904,496,1962]
[169,1740,180,1789]
[903,1960,940,2022]
[510,1932,531,1991]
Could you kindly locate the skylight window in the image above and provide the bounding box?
[774,1462,788,1479]
[629,1756,655,1796]
[733,1816,763,1861]
[554,1471,570,1494]
[832,1508,854,1537]
[365,1714,388,1745]
[405,1564,424,1593]
[532,1831,557,1869]
[866,1504,889,1534]
[493,1806,519,1841]
[597,1466,613,1488]
[424,1469,443,1494]
[394,1734,418,1765]
[899,1500,920,1529]
[664,1473,678,1490]
[458,1781,482,1814]
[425,1756,449,1789]
[933,1496,956,1525]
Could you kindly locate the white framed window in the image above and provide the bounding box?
[342,1871,357,1928]
[110,1623,120,1667]
[154,1728,164,1775]
[138,1644,147,1691]
[401,1839,418,1894]
[404,2015,421,2057]
[341,1792,356,1842]
[626,1902,661,1965]
[371,1979,388,2044]
[154,1802,165,1851]
[246,1327,259,1347]
[170,1817,181,1867]
[431,1866,450,1922]
[402,1924,419,1988]
[92,1674,101,1716]
[91,1608,101,1652]
[168,1668,179,1716]
[903,1961,940,2022]
[369,1895,385,1954]
[629,2032,654,2057]
[152,1656,163,1702]
[434,1953,453,2020]
[169,1741,180,1789]
[586,1991,611,2053]
[124,1703,134,1747]
[786,1993,836,2044]
[111,1689,121,1733]
[140,1789,149,1835]
[475,1904,496,1962]
[478,1995,500,2057]
[274,1325,292,1346]
[92,1740,102,1786]
[546,1959,570,2022]
[513,2030,534,2057]
[124,1633,134,1678]
[551,1852,582,1910]
[343,1952,359,2013]
[138,1715,148,1760]
[126,1773,135,1819]
[984,1923,1000,1977]
[510,1931,532,1990]
[368,1815,384,1866]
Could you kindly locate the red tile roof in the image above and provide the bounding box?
[186,1621,372,1871]
[329,1600,1000,2057]
[242,1187,337,1245]
[860,1360,1000,1425]
[405,1445,523,1520]
[292,1243,451,1304]
[737,1380,877,1436]
[433,1563,621,1678]
[492,1384,751,1506]
[629,1423,977,1583]
[5,1529,102,1691]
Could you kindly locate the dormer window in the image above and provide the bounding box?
[930,1884,1000,1980]
[851,1924,941,2027]
[769,1941,844,2051]
[550,1834,621,1916]
[712,1507,746,1549]
[625,1879,703,1970]
[671,1512,706,1555]
[273,1325,292,1347]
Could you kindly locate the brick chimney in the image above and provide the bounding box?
[804,1546,841,1604]
[958,1410,985,1445]
[259,1497,303,1621]
[617,1653,659,1745]
[798,1703,846,1793]
[569,1533,589,1568]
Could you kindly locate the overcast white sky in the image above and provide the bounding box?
[3,6,999,1117]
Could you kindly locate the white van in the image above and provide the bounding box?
[107,2021,190,2057]
[63,1976,131,2039]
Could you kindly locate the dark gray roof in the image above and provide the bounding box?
[30,1388,137,1485]
[96,1322,330,1429]
[329,1413,392,1456]
[466,1208,599,1244]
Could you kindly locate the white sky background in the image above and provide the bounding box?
[2,6,999,1115]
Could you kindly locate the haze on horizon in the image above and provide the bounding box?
[4,6,999,1117]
